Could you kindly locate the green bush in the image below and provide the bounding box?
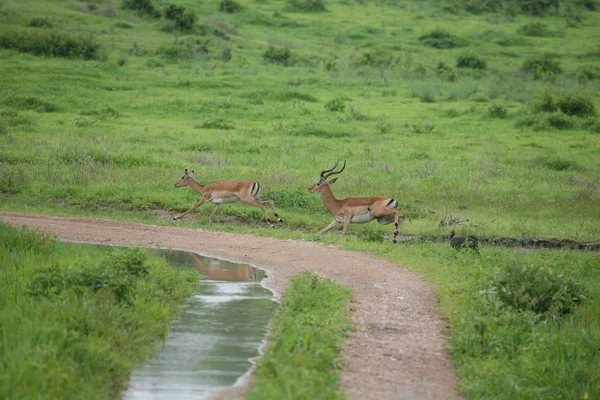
[436,62,457,81]
[287,0,327,11]
[533,93,597,117]
[263,45,292,66]
[456,54,487,70]
[0,30,101,59]
[575,65,600,81]
[163,4,197,32]
[28,17,53,28]
[522,54,562,79]
[219,0,242,13]
[353,49,399,67]
[516,22,560,37]
[0,165,25,194]
[419,29,468,49]
[488,104,508,118]
[491,263,587,320]
[517,0,560,15]
[121,0,160,17]
[324,98,346,112]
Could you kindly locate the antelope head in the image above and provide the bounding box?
[307,160,346,193]
[174,169,195,188]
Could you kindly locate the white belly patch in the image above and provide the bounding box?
[351,211,375,223]
[210,196,239,204]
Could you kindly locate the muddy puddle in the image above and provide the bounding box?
[123,249,276,400]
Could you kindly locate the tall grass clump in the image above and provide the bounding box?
[0,223,197,399]
[263,45,292,66]
[248,272,353,400]
[522,54,563,79]
[456,54,487,70]
[162,4,198,33]
[0,30,101,59]
[286,0,327,12]
[419,28,468,49]
[121,0,160,17]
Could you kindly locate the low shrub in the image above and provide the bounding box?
[353,49,399,67]
[324,98,346,112]
[491,263,587,320]
[121,0,160,17]
[4,96,58,113]
[436,62,457,81]
[522,54,562,79]
[28,17,53,28]
[219,0,242,13]
[162,4,197,32]
[419,29,468,49]
[456,54,487,70]
[0,165,25,194]
[574,65,600,81]
[198,118,235,130]
[533,93,597,117]
[286,0,327,12]
[488,104,508,118]
[0,30,101,59]
[263,45,292,66]
[516,22,561,37]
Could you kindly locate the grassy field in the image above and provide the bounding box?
[1,0,600,397]
[249,272,352,400]
[0,223,197,399]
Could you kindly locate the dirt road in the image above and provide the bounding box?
[0,212,461,400]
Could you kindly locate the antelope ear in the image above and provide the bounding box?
[329,177,338,184]
[190,170,195,175]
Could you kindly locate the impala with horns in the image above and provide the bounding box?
[173,169,282,227]
[308,161,404,243]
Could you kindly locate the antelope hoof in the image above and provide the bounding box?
[173,216,180,220]
[393,239,397,244]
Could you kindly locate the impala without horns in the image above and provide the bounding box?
[308,161,405,243]
[173,169,282,227]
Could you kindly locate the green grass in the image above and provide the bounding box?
[248,272,353,400]
[1,0,600,397]
[343,239,600,399]
[0,223,197,399]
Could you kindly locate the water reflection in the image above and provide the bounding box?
[124,249,275,400]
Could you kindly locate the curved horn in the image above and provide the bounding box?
[320,160,339,179]
[323,160,346,180]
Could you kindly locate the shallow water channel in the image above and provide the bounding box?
[123,249,276,399]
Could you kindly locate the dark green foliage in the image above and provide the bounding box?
[575,65,600,81]
[324,98,346,112]
[162,4,197,32]
[491,264,587,320]
[28,17,52,28]
[488,104,508,118]
[121,0,160,17]
[436,62,457,81]
[533,93,597,117]
[0,166,25,194]
[531,155,581,171]
[198,118,235,129]
[457,54,487,70]
[249,272,352,400]
[353,49,399,67]
[219,0,242,13]
[262,45,292,66]
[419,28,468,49]
[156,40,208,60]
[4,96,58,113]
[517,0,560,15]
[522,54,562,79]
[286,0,327,11]
[0,30,101,59]
[516,22,561,37]
[221,48,232,62]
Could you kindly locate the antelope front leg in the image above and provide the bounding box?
[209,204,220,224]
[174,198,206,220]
[320,219,342,234]
[392,209,402,244]
[341,215,352,237]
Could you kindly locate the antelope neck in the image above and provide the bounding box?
[189,178,205,193]
[319,184,340,215]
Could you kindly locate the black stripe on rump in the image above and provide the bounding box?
[386,199,398,209]
[252,182,260,197]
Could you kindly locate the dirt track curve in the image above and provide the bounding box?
[0,212,461,400]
